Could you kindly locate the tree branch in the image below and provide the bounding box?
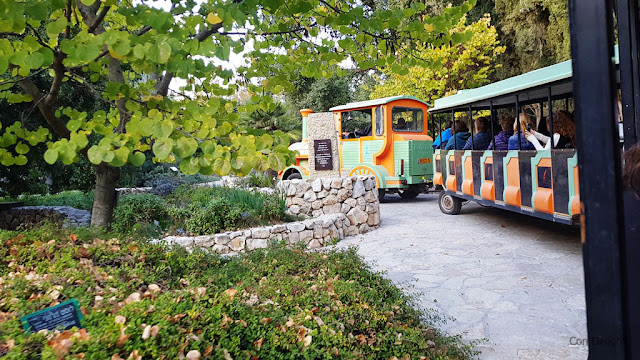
[17,76,70,139]
[66,0,72,39]
[87,5,110,34]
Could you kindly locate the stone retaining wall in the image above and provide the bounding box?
[0,206,91,230]
[278,176,380,224]
[162,176,381,254]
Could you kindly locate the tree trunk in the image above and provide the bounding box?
[91,163,120,227]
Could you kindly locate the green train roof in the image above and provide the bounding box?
[329,95,430,111]
[429,46,620,113]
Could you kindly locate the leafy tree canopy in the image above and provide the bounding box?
[0,0,476,174]
[369,14,505,104]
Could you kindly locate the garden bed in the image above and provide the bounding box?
[0,226,477,359]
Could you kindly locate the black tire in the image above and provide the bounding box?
[438,191,462,215]
[399,188,420,199]
[286,172,302,180]
[378,188,386,201]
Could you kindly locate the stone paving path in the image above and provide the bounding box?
[335,194,588,360]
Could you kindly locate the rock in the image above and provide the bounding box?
[359,223,371,233]
[357,197,366,207]
[365,204,378,214]
[186,350,201,360]
[352,179,366,198]
[364,191,377,203]
[229,237,246,251]
[364,177,376,191]
[341,203,351,214]
[311,200,323,210]
[324,203,342,214]
[252,228,271,239]
[288,205,301,214]
[337,189,351,202]
[313,226,324,239]
[342,178,353,190]
[312,179,323,192]
[312,209,324,218]
[296,182,311,197]
[212,244,230,254]
[331,178,343,189]
[307,239,323,249]
[285,231,300,244]
[286,222,306,232]
[300,203,312,215]
[321,178,332,190]
[330,188,338,195]
[229,231,244,239]
[323,194,338,206]
[367,212,381,226]
[291,197,305,206]
[317,190,329,199]
[346,225,359,236]
[303,190,317,202]
[272,224,286,233]
[247,238,269,250]
[347,207,369,225]
[287,184,297,196]
[214,234,230,245]
[299,230,314,243]
[344,198,357,208]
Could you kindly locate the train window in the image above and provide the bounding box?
[484,163,493,181]
[537,166,552,189]
[392,107,423,132]
[375,106,383,136]
[341,109,373,137]
[449,161,455,175]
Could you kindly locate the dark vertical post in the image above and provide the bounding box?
[515,95,521,150]
[452,111,456,150]
[438,113,443,149]
[548,87,555,148]
[618,0,640,149]
[490,101,495,149]
[569,0,627,357]
[539,101,544,130]
[565,97,569,112]
[469,106,474,150]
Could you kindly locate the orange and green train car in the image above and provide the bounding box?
[279,95,434,199]
[429,58,584,224]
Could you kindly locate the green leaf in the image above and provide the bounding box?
[44,148,58,164]
[153,138,173,159]
[15,142,29,154]
[46,17,67,38]
[152,120,173,138]
[14,155,27,166]
[129,151,146,166]
[87,145,103,165]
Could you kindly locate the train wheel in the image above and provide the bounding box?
[438,191,462,215]
[287,172,302,180]
[399,188,419,199]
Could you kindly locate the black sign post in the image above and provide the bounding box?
[21,299,83,333]
[313,139,333,171]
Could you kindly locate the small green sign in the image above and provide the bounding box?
[20,299,83,333]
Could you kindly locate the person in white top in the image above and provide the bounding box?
[523,111,576,150]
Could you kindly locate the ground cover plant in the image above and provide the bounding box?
[0,225,476,359]
[7,191,95,211]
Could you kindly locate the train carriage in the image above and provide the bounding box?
[429,58,587,224]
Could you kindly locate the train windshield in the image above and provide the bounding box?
[392,107,424,132]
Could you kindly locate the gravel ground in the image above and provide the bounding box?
[335,193,588,360]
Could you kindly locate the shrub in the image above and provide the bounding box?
[185,198,244,234]
[238,171,275,188]
[112,194,168,234]
[0,227,477,359]
[21,190,95,211]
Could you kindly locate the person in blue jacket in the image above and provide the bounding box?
[444,120,471,150]
[433,120,453,149]
[508,113,537,150]
[462,117,492,150]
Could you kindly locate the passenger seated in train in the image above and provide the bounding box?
[508,113,537,150]
[524,111,576,149]
[462,116,492,150]
[444,120,471,150]
[488,115,515,150]
[433,120,453,149]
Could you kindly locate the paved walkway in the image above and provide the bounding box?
[335,194,588,359]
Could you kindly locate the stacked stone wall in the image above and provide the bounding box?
[0,206,91,230]
[162,176,380,254]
